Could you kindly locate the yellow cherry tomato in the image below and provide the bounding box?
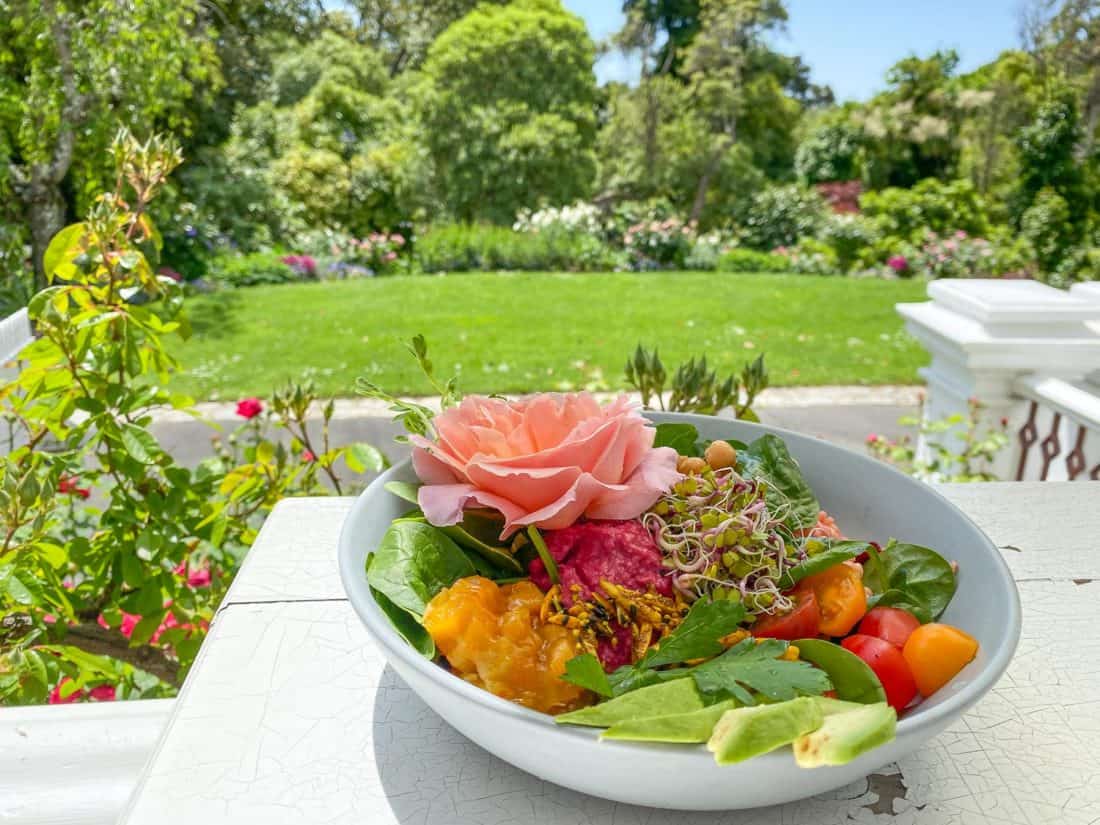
[902,623,979,697]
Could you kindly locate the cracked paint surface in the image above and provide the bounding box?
[119,486,1100,825]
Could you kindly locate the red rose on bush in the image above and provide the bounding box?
[236,397,264,419]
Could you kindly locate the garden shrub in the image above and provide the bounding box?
[206,252,304,288]
[776,238,841,275]
[1020,187,1074,274]
[795,121,863,185]
[622,216,695,269]
[716,248,790,273]
[907,230,998,279]
[417,224,621,272]
[737,185,827,251]
[683,232,731,270]
[860,178,991,241]
[817,213,879,272]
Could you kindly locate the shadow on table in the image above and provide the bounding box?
[370,665,890,824]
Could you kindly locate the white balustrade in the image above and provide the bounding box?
[897,279,1100,480]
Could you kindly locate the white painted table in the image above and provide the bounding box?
[119,485,1100,825]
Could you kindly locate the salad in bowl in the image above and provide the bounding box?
[347,391,1012,797]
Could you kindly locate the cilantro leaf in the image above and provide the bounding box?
[561,653,614,698]
[607,599,746,696]
[692,638,832,704]
[638,598,746,669]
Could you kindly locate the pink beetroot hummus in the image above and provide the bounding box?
[529,520,672,670]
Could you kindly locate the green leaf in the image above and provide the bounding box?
[692,637,832,704]
[738,435,819,531]
[793,638,886,704]
[42,223,85,280]
[120,424,159,465]
[653,422,701,455]
[778,540,871,589]
[866,541,957,623]
[561,653,613,698]
[344,443,388,474]
[384,481,421,504]
[364,555,436,659]
[129,612,166,646]
[365,521,476,620]
[638,598,746,669]
[441,510,522,574]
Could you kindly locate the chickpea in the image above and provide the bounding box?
[705,439,737,470]
[678,456,708,475]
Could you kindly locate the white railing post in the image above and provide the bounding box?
[897,280,1100,479]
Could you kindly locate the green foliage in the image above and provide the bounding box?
[737,185,827,251]
[859,177,991,241]
[1021,186,1076,274]
[795,119,863,184]
[625,344,768,419]
[1014,93,1090,223]
[418,0,598,223]
[867,398,1009,483]
[0,132,378,705]
[817,214,879,272]
[416,225,621,272]
[715,248,790,272]
[205,252,304,288]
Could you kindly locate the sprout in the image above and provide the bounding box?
[642,467,808,615]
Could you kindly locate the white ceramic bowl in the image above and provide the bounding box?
[338,413,1020,810]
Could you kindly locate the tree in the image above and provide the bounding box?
[352,0,506,76]
[418,0,598,223]
[681,0,791,221]
[0,0,220,288]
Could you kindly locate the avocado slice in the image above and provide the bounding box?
[556,677,703,728]
[601,699,739,743]
[812,696,866,716]
[706,696,824,765]
[793,701,896,768]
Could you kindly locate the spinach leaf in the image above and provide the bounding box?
[384,480,421,505]
[778,540,871,589]
[653,422,702,456]
[738,435,819,531]
[865,541,957,623]
[365,554,435,657]
[561,653,614,698]
[365,520,475,620]
[793,638,886,705]
[692,637,833,705]
[441,510,523,575]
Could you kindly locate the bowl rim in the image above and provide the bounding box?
[338,411,1022,749]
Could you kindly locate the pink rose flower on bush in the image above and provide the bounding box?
[411,393,680,538]
[236,397,263,419]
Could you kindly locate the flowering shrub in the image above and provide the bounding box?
[774,239,840,276]
[622,217,695,269]
[207,251,302,288]
[815,181,863,214]
[513,202,604,236]
[280,254,317,278]
[867,398,1009,483]
[329,231,411,277]
[908,230,996,279]
[0,132,384,706]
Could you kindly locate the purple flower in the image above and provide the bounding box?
[887,255,908,272]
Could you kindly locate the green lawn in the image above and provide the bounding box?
[170,271,929,399]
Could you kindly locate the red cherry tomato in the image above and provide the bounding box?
[858,606,921,649]
[841,634,919,712]
[752,589,820,640]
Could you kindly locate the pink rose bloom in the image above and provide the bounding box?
[236,397,263,419]
[411,393,680,538]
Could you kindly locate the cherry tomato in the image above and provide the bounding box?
[752,588,820,640]
[841,634,918,712]
[858,606,921,649]
[797,561,867,636]
[902,623,979,697]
